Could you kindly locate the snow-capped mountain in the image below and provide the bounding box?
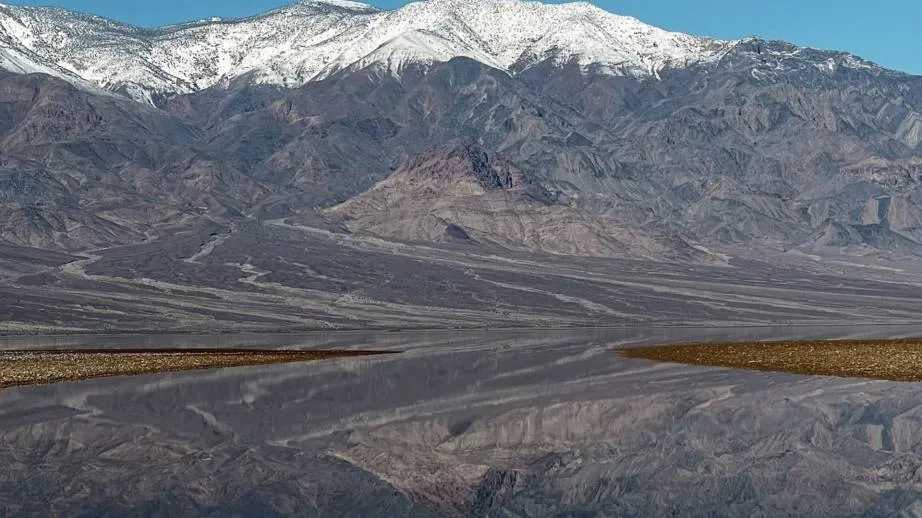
[0,0,734,103]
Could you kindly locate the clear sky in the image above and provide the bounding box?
[8,0,921,74]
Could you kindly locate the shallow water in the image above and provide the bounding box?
[3,325,922,516]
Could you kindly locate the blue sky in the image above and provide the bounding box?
[9,0,921,74]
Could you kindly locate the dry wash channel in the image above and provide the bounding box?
[617,338,922,382]
[0,349,394,389]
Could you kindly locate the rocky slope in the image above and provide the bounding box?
[331,139,706,259]
[0,0,920,262]
[0,70,271,250]
[515,42,922,254]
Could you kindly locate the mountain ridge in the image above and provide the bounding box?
[330,138,711,259]
[0,0,740,103]
[0,2,922,333]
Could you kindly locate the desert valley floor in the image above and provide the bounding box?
[5,218,922,334]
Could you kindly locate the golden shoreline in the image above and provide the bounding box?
[617,338,922,382]
[0,349,395,389]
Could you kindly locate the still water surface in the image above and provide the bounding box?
[3,325,922,516]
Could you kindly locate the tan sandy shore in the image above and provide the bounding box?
[617,338,922,382]
[0,349,395,389]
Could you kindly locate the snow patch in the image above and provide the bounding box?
[0,0,738,102]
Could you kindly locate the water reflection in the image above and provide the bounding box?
[2,325,922,516]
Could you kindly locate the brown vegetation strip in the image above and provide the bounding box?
[0,349,396,389]
[616,338,922,382]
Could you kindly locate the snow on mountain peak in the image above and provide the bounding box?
[295,0,379,11]
[0,0,735,103]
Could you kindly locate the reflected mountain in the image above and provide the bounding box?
[3,327,922,516]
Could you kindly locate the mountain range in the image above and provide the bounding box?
[1,0,922,332]
[0,0,731,103]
